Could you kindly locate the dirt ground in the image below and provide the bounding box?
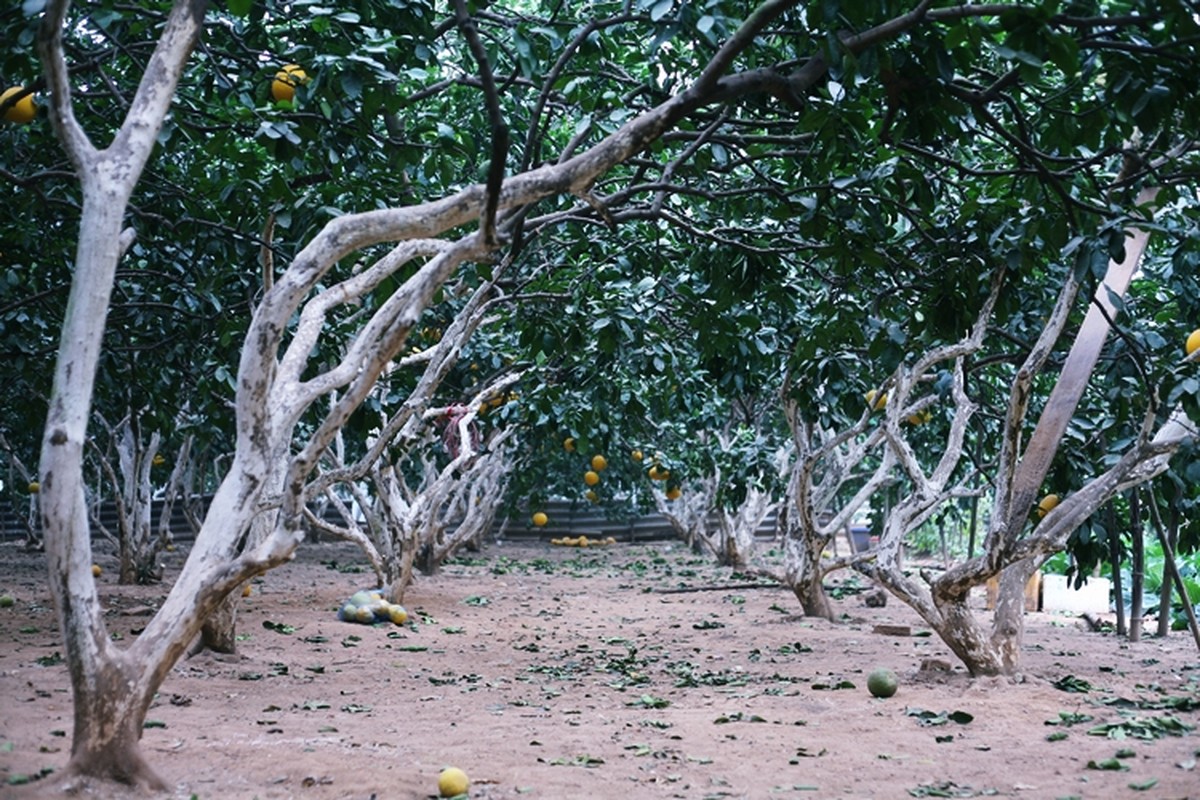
[1,537,1198,800]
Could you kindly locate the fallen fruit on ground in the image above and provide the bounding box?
[532,511,548,527]
[867,668,898,698]
[438,766,470,797]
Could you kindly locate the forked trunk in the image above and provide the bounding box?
[990,557,1041,673]
[63,657,165,790]
[929,590,1006,677]
[194,591,240,655]
[784,532,834,619]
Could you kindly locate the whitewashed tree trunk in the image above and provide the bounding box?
[654,477,715,553]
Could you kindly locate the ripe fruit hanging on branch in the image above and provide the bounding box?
[584,470,600,486]
[1186,328,1200,357]
[864,389,888,411]
[590,454,608,472]
[1035,494,1060,519]
[647,464,670,481]
[531,511,548,527]
[631,449,643,462]
[270,64,308,103]
[1,87,35,124]
[665,486,681,501]
[563,437,576,453]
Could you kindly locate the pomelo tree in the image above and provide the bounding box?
[22,0,977,788]
[9,0,1200,789]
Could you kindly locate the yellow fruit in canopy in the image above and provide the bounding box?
[152,453,166,466]
[585,489,599,503]
[648,465,670,481]
[665,486,682,501]
[532,511,548,527]
[1187,329,1200,356]
[563,437,576,452]
[584,470,600,486]
[631,449,643,462]
[91,564,102,577]
[270,64,308,102]
[865,389,887,411]
[1,87,35,124]
[591,454,608,471]
[438,766,470,797]
[906,409,932,426]
[1036,494,1060,518]
[27,481,39,494]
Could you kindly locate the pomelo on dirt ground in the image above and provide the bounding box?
[437,765,470,797]
[867,668,898,698]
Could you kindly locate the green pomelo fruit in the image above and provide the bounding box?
[867,668,898,698]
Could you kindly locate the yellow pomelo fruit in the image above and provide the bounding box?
[584,470,600,486]
[532,511,548,527]
[242,583,252,598]
[270,64,307,102]
[563,437,575,452]
[865,389,887,411]
[1187,329,1200,356]
[438,766,470,797]
[1,87,35,124]
[591,454,608,471]
[27,481,39,494]
[585,489,599,503]
[665,487,681,501]
[867,668,898,698]
[354,605,376,624]
[631,449,643,462]
[91,564,102,577]
[388,605,408,625]
[1036,494,1060,518]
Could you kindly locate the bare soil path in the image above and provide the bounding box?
[1,539,1197,799]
